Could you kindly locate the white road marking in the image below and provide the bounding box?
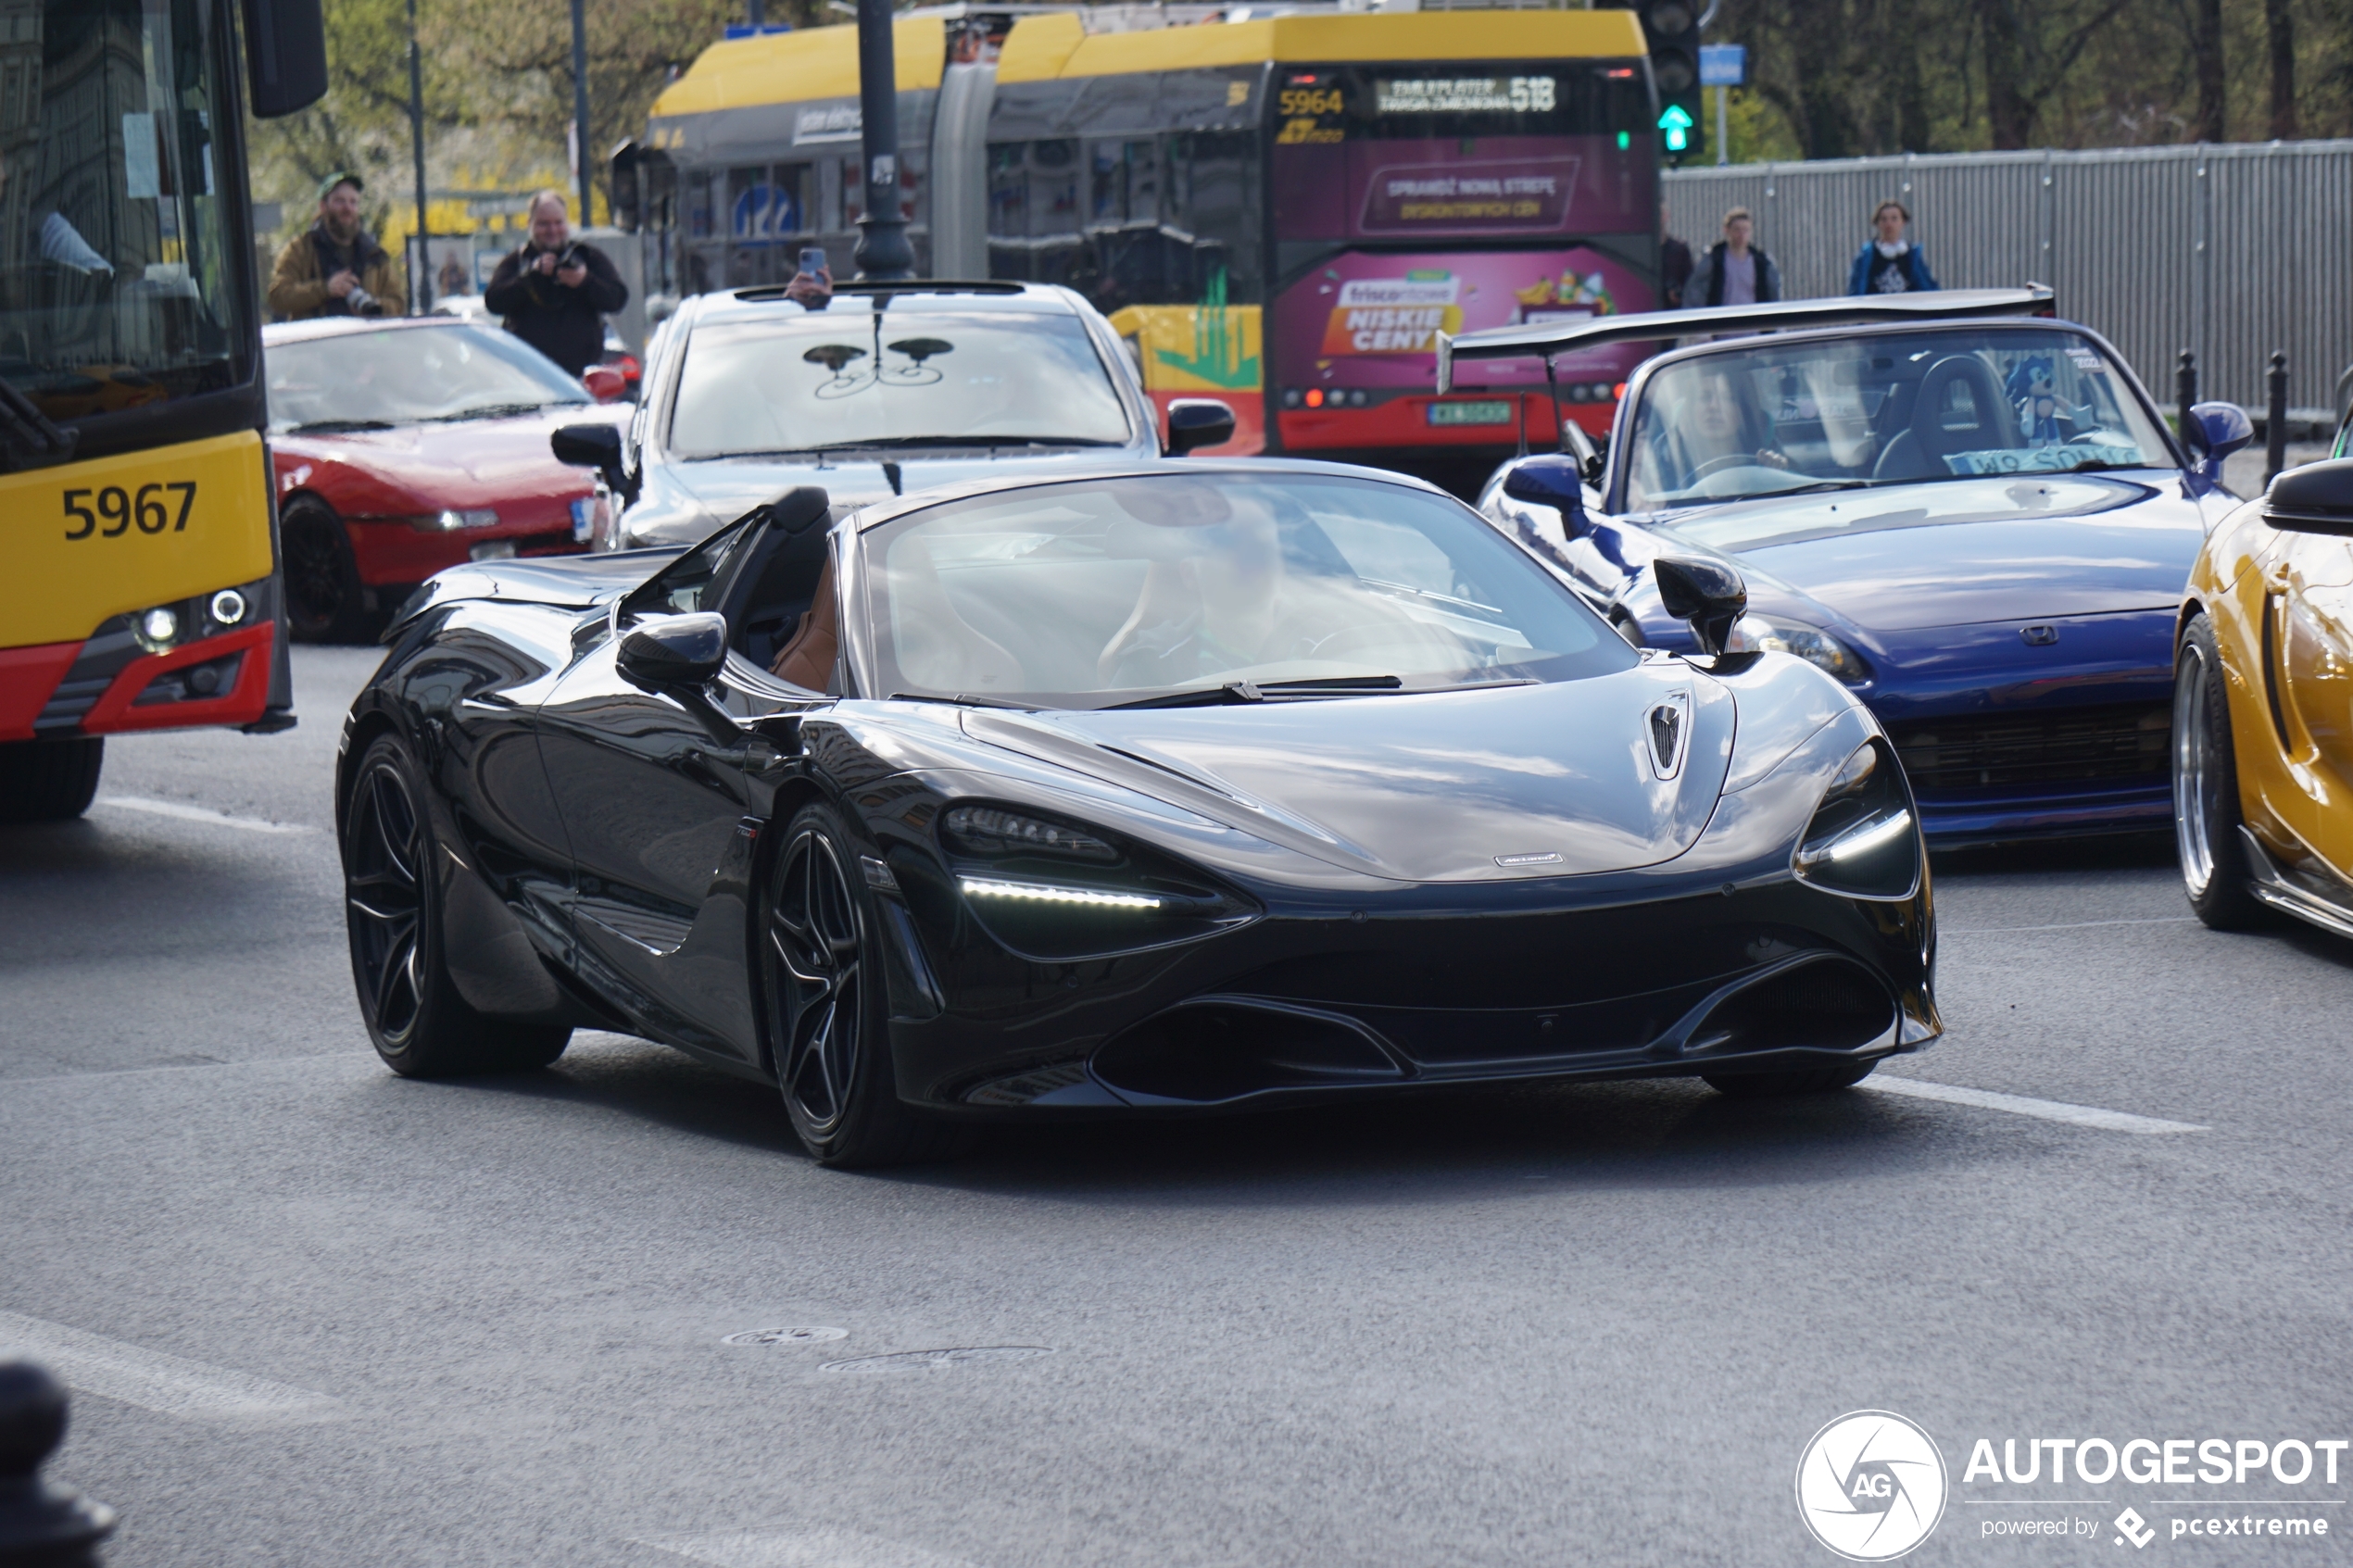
[1946,917,2197,934]
[0,1310,344,1423]
[96,796,314,834]
[1869,1075,2207,1135]
[635,1527,983,1568]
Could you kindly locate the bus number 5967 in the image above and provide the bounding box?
[63,483,198,540]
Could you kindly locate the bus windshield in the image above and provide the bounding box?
[0,0,250,425]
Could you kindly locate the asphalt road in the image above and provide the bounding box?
[5,646,2349,1568]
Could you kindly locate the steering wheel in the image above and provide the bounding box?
[1692,452,1763,480]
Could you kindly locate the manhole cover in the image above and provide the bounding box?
[723,1326,849,1347]
[820,1347,1055,1374]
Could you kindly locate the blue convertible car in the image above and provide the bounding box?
[1443,290,2253,845]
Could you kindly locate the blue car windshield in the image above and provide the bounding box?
[1623,328,2173,511]
[862,471,1634,709]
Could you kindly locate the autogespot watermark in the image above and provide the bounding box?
[1796,1414,2347,1558]
[1798,1411,1951,1561]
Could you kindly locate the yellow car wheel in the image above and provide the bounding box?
[2173,613,2267,930]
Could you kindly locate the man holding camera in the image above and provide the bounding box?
[483,190,628,379]
[268,172,406,321]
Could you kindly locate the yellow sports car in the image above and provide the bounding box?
[2175,457,2353,934]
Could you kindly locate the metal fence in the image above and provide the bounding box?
[1664,141,2353,416]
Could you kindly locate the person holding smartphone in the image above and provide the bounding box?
[786,246,834,309]
[483,189,629,378]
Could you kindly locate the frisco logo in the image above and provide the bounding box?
[1321,276,1461,355]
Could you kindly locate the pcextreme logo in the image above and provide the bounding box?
[1796,1411,1951,1561]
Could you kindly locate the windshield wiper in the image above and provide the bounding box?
[281,418,399,434]
[1102,675,1538,710]
[888,691,1038,709]
[711,435,1123,459]
[426,401,565,422]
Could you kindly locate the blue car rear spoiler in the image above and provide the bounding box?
[1434,285,2057,395]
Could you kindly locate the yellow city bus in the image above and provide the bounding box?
[616,3,1659,468]
[0,0,322,821]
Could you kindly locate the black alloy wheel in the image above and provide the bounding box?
[343,734,570,1075]
[2172,612,2267,930]
[1703,1059,1881,1098]
[0,737,104,822]
[281,498,371,644]
[762,801,969,1167]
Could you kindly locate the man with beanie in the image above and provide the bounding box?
[268,172,406,320]
[483,190,629,379]
[1684,207,1781,308]
[1848,200,1942,295]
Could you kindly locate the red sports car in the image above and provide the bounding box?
[264,318,632,641]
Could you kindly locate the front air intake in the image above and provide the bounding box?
[1091,999,1408,1104]
[1687,958,1896,1057]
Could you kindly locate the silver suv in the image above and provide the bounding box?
[557,280,1227,549]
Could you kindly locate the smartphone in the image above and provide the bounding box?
[799,245,828,278]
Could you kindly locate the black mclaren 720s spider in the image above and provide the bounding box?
[336,461,1941,1165]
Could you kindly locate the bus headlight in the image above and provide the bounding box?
[208,589,248,626]
[134,606,179,652]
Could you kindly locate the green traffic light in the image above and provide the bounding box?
[1657,104,1695,155]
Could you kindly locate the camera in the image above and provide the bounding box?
[346,285,382,316]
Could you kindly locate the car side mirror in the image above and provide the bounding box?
[618,611,728,687]
[1165,398,1237,457]
[551,421,627,500]
[2186,400,2254,486]
[1654,557,1747,659]
[582,365,627,404]
[1502,460,1591,536]
[2264,458,2353,536]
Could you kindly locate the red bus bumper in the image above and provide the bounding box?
[1277,392,1614,452]
[0,621,275,742]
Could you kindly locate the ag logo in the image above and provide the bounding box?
[1795,1410,1949,1561]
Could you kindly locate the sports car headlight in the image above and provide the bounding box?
[1793,740,1919,898]
[407,508,499,533]
[941,804,1119,863]
[1728,613,1870,682]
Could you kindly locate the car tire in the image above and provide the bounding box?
[0,737,103,823]
[343,734,571,1076]
[2172,612,2268,931]
[282,498,372,645]
[762,800,973,1168]
[1702,1059,1880,1098]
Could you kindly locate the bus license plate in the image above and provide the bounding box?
[1428,401,1513,427]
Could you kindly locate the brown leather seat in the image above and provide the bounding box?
[769,557,837,690]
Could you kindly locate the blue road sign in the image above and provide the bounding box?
[1699,44,1747,88]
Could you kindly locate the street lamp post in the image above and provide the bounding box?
[851,0,913,280]
[570,0,592,227]
[407,0,431,308]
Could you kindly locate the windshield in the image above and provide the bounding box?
[265,324,590,432]
[0,0,249,423]
[668,308,1134,458]
[862,471,1633,709]
[1623,329,2174,511]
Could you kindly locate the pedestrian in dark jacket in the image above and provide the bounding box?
[483,189,628,378]
[1847,199,1941,295]
[1660,200,1694,309]
[1683,207,1781,308]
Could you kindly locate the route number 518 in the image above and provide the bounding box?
[63,483,197,540]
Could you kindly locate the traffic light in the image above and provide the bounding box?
[1636,0,1704,162]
